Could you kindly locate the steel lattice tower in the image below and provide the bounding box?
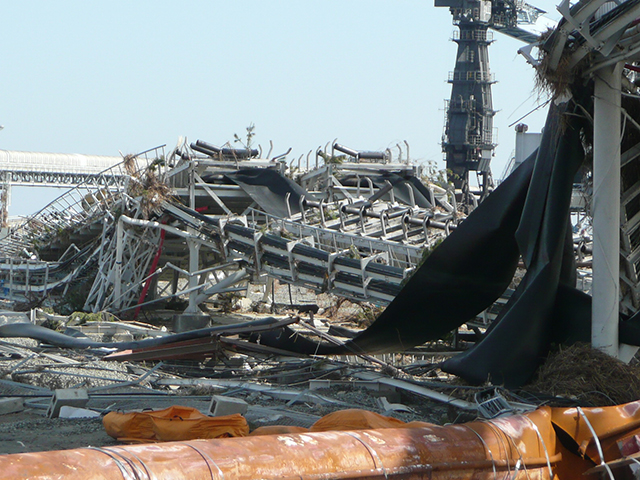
[437,0,496,197]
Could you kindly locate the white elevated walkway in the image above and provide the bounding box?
[0,150,123,186]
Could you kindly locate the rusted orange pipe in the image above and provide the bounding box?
[0,409,557,480]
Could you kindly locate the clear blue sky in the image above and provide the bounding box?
[2,1,560,217]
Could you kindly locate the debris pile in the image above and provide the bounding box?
[526,343,640,406]
[0,305,471,454]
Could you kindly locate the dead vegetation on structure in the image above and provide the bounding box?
[534,51,575,101]
[534,29,576,101]
[122,154,138,177]
[138,170,173,219]
[527,343,640,406]
[122,154,173,219]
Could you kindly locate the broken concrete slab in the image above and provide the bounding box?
[208,395,248,417]
[47,388,89,418]
[0,397,24,415]
[58,406,100,419]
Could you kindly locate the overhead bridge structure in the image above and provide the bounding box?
[0,149,128,228]
[0,150,124,186]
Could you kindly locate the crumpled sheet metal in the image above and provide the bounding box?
[0,408,558,480]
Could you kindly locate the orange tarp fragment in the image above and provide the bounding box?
[103,405,249,443]
[309,408,408,432]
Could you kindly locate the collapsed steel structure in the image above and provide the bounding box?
[0,140,457,315]
[4,0,640,385]
[8,1,640,476]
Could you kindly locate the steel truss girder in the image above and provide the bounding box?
[0,170,126,187]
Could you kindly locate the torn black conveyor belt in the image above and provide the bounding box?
[0,316,295,352]
[441,99,587,386]
[224,168,309,218]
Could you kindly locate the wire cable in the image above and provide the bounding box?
[576,406,616,480]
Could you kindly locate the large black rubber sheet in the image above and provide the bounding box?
[441,100,588,386]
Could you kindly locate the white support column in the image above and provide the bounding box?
[185,237,202,314]
[592,62,622,357]
[0,180,10,228]
[185,160,201,314]
[114,217,124,310]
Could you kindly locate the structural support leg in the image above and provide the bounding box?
[186,237,201,314]
[592,62,622,358]
[114,218,124,310]
[0,179,10,228]
[262,277,274,303]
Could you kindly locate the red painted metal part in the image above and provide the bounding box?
[0,409,558,480]
[134,221,166,320]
